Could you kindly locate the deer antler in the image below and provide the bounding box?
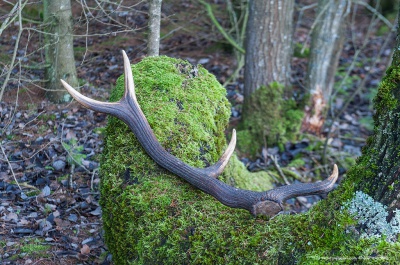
[60,50,338,217]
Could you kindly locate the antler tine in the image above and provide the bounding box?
[122,50,138,104]
[61,50,136,117]
[203,129,236,178]
[60,80,117,112]
[265,164,339,203]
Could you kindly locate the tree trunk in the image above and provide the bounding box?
[238,0,299,155]
[350,15,400,213]
[43,0,78,103]
[243,0,293,98]
[147,0,162,56]
[301,0,349,134]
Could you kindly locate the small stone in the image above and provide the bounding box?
[6,241,16,246]
[198,58,209,65]
[41,185,51,197]
[234,93,244,103]
[344,145,361,157]
[89,207,102,216]
[231,108,239,118]
[71,243,78,249]
[28,212,38,218]
[68,214,78,222]
[296,196,308,204]
[330,138,343,148]
[82,237,93,245]
[52,160,66,171]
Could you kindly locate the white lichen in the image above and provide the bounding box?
[344,191,400,242]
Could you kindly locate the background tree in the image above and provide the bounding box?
[244,0,293,95]
[0,0,27,101]
[302,0,350,134]
[43,0,79,103]
[238,0,303,155]
[147,0,162,56]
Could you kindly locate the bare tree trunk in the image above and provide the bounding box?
[147,0,162,56]
[243,0,294,98]
[43,0,78,103]
[301,0,349,133]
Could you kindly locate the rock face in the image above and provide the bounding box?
[99,56,275,264]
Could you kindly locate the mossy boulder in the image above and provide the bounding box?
[99,56,276,264]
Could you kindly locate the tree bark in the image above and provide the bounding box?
[43,0,78,103]
[147,0,162,56]
[243,0,294,98]
[301,0,349,134]
[238,0,298,154]
[350,14,400,213]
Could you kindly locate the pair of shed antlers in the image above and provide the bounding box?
[61,51,338,217]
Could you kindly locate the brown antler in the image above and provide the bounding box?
[60,50,338,217]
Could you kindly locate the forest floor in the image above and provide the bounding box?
[0,1,397,264]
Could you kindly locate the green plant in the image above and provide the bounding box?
[237,82,304,155]
[20,239,50,258]
[37,125,48,134]
[43,204,52,215]
[62,138,86,167]
[293,43,310,58]
[26,190,41,197]
[38,113,56,122]
[62,138,87,188]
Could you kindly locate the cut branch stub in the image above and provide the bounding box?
[60,50,339,217]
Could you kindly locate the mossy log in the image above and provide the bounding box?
[99,56,399,264]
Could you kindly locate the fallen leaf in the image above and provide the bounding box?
[81,244,90,255]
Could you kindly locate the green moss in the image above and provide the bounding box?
[100,56,400,265]
[221,155,273,191]
[373,66,400,117]
[288,158,305,168]
[20,242,49,257]
[237,83,304,155]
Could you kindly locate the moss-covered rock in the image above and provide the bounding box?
[100,56,275,264]
[100,56,400,264]
[237,83,304,156]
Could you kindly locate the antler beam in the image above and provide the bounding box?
[61,50,338,217]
